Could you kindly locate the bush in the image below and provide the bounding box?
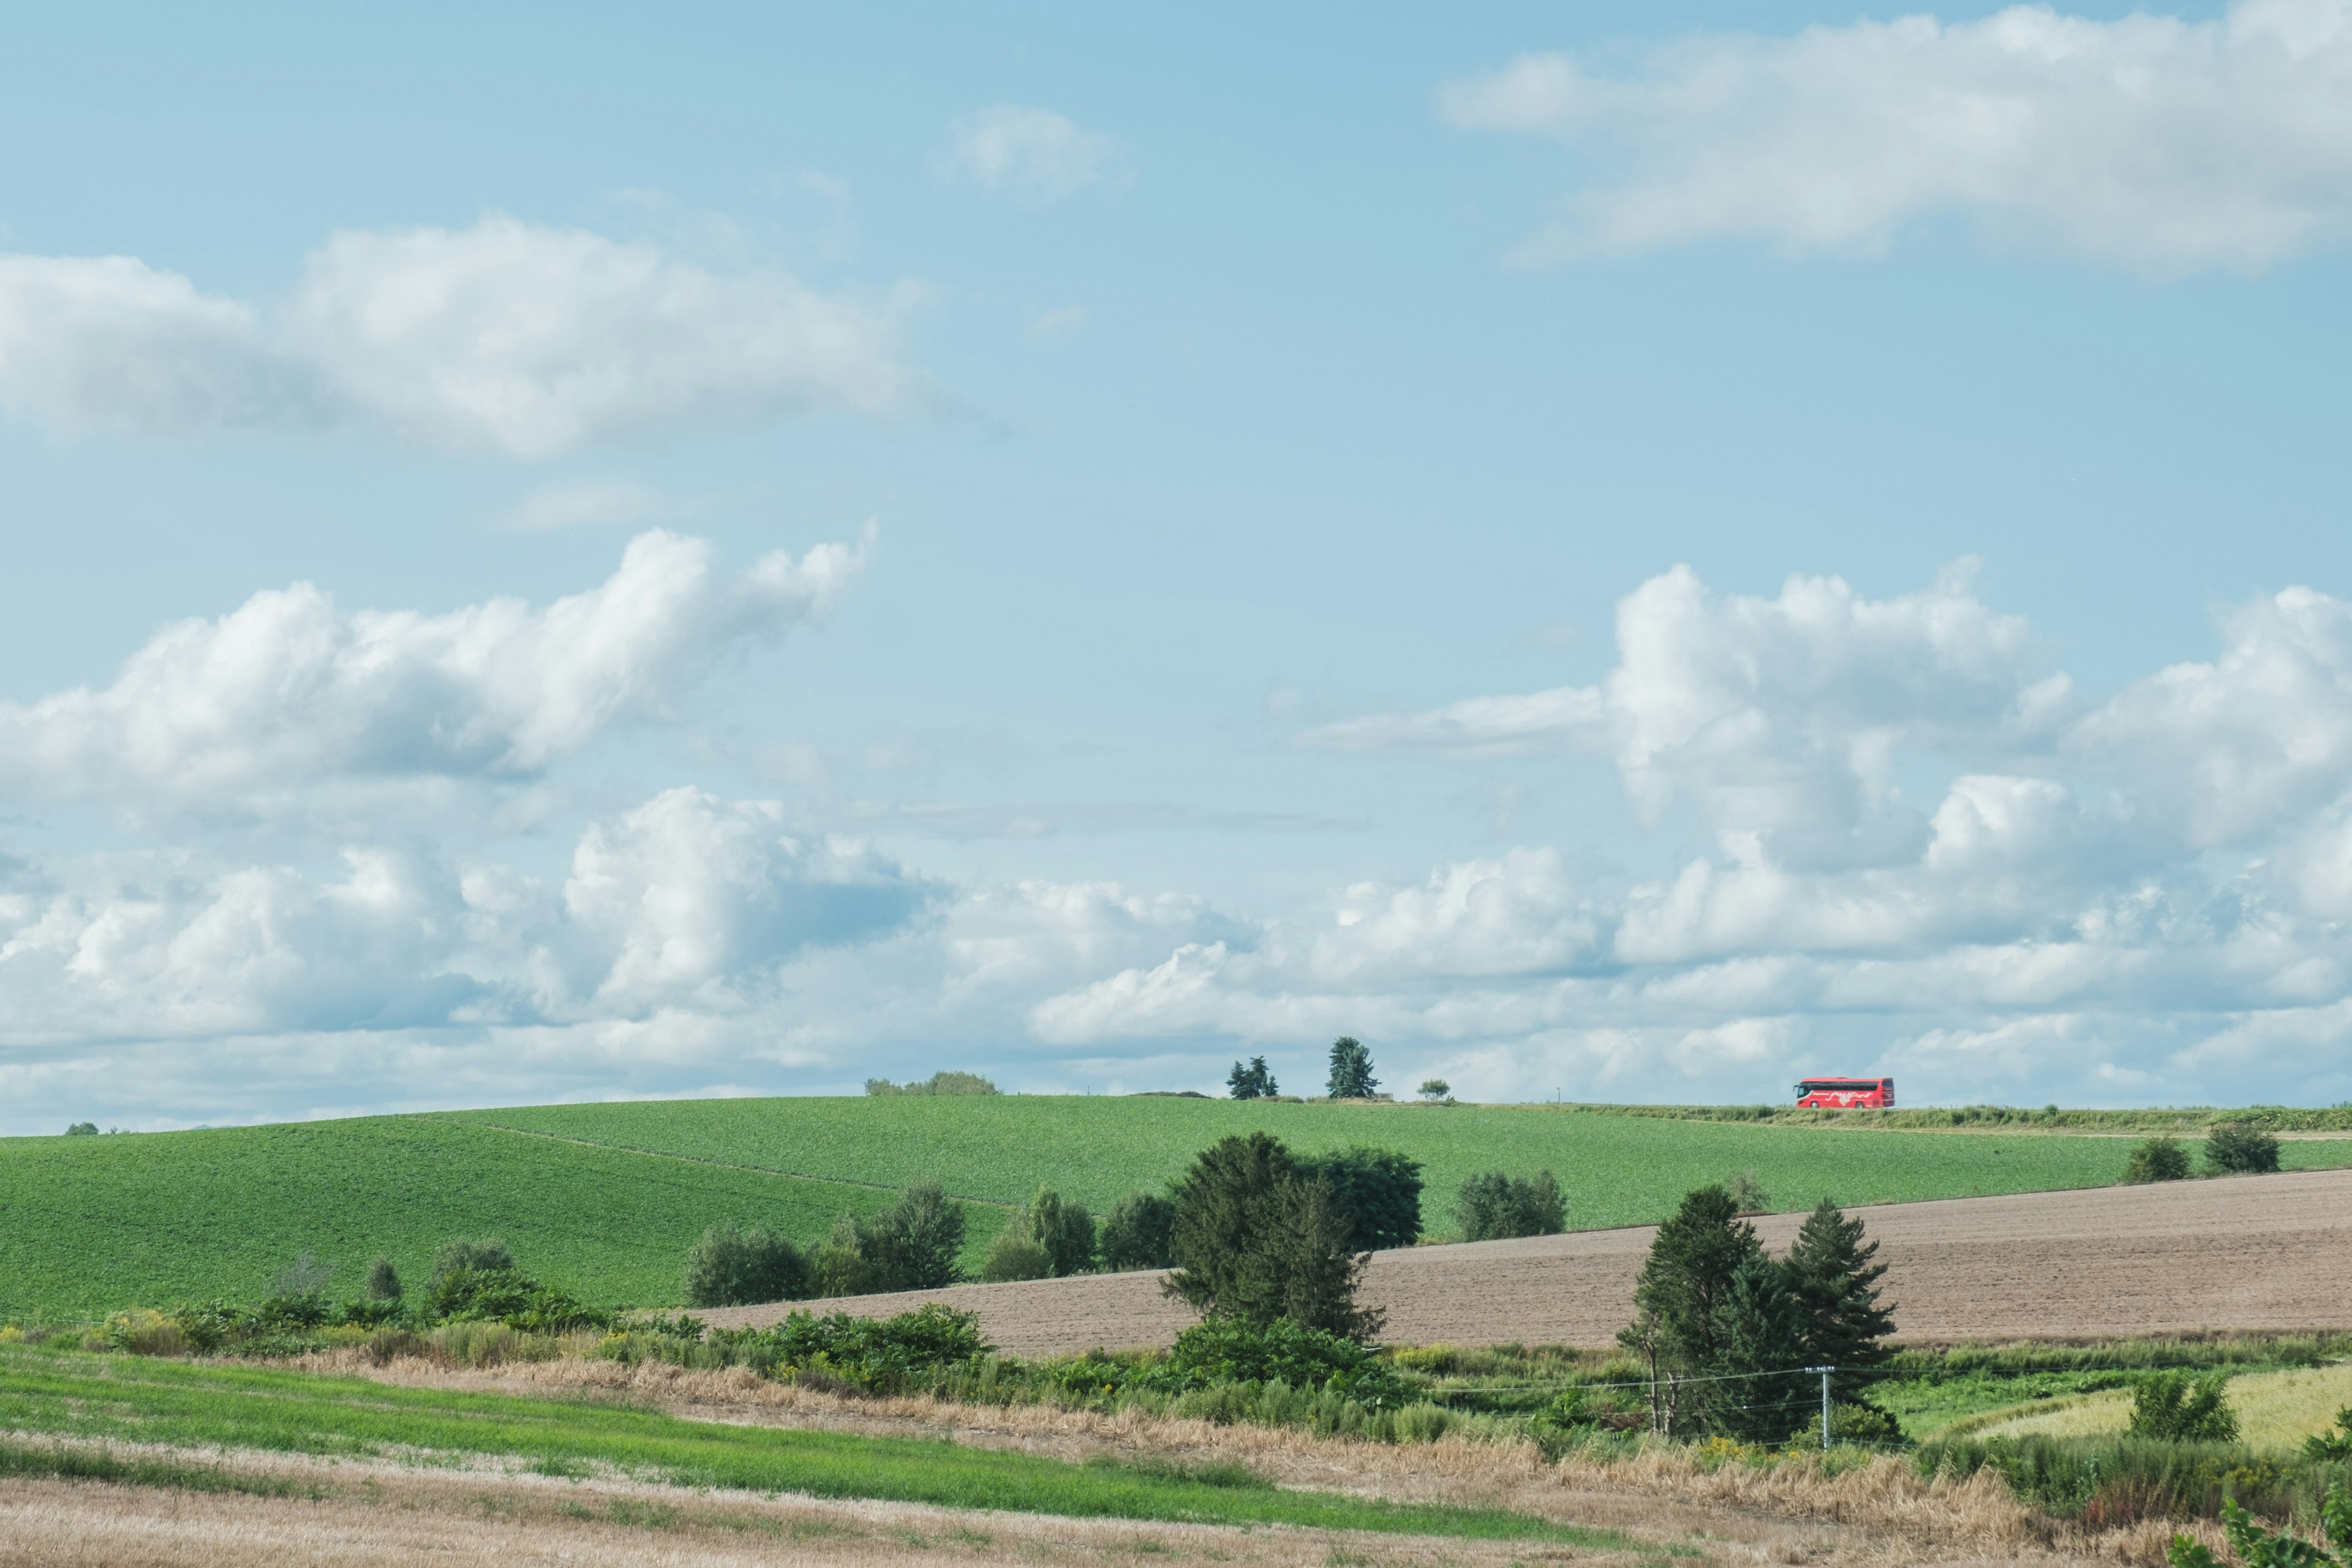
[1098,1192,1177,1271]
[1722,1170,1770,1214]
[2128,1371,2241,1443]
[65,1121,97,1136]
[431,1238,514,1283]
[767,1303,990,1391]
[980,1231,1053,1283]
[1151,1316,1414,1408]
[1830,1400,1904,1446]
[429,1266,606,1333]
[682,1224,812,1307]
[864,1071,998,1096]
[1454,1170,1567,1241]
[812,1215,873,1297]
[363,1256,401,1302]
[2125,1137,2192,1183]
[2205,1120,2282,1175]
[2170,1492,2352,1568]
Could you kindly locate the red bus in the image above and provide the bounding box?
[1794,1077,1894,1109]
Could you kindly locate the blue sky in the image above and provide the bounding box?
[5,0,2352,1131]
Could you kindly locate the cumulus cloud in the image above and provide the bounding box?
[0,216,922,454]
[941,107,1124,200]
[1036,564,2352,1107]
[0,788,932,1045]
[1442,0,2352,270]
[0,527,869,814]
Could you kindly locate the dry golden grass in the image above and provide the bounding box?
[254,1348,2189,1565]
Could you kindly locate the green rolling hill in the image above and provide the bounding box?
[6,1095,2345,1323]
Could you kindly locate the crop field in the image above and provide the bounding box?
[450,1093,2352,1220]
[9,1093,2350,1324]
[0,1116,1006,1322]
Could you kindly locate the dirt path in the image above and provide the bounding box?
[701,1167,2352,1354]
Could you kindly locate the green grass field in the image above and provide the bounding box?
[7,1094,2349,1322]
[0,1346,1617,1545]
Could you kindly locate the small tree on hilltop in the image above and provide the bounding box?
[1227,1057,1278,1099]
[1326,1037,1378,1099]
[1417,1079,1450,1102]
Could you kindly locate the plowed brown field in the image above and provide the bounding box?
[701,1167,2352,1355]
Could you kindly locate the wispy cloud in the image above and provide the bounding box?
[941,107,1125,201]
[1443,0,2352,271]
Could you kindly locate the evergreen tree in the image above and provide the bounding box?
[1166,1133,1295,1320]
[1325,1036,1378,1099]
[1267,1176,1384,1340]
[1226,1056,1278,1099]
[1163,1133,1381,1340]
[1294,1146,1423,1250]
[1708,1254,1815,1442]
[1783,1199,1896,1402]
[1627,1184,1764,1374]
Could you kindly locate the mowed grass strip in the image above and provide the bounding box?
[0,1349,1615,1546]
[0,1117,1006,1321]
[447,1095,2352,1225]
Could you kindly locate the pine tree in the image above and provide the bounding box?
[1707,1254,1814,1442]
[1166,1133,1296,1321]
[1627,1184,1764,1373]
[1226,1057,1277,1099]
[1783,1199,1896,1402]
[1325,1037,1378,1099]
[1269,1177,1384,1340]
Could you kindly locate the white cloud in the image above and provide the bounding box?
[1442,0,2352,270]
[942,107,1123,200]
[499,479,676,532]
[560,788,929,1015]
[0,527,869,814]
[0,216,923,455]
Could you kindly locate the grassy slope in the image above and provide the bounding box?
[0,1117,1006,1321]
[11,1095,2351,1322]
[449,1095,2352,1225]
[0,1348,1614,1545]
[1972,1362,2352,1449]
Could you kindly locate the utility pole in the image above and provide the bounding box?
[1815,1366,1833,1450]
